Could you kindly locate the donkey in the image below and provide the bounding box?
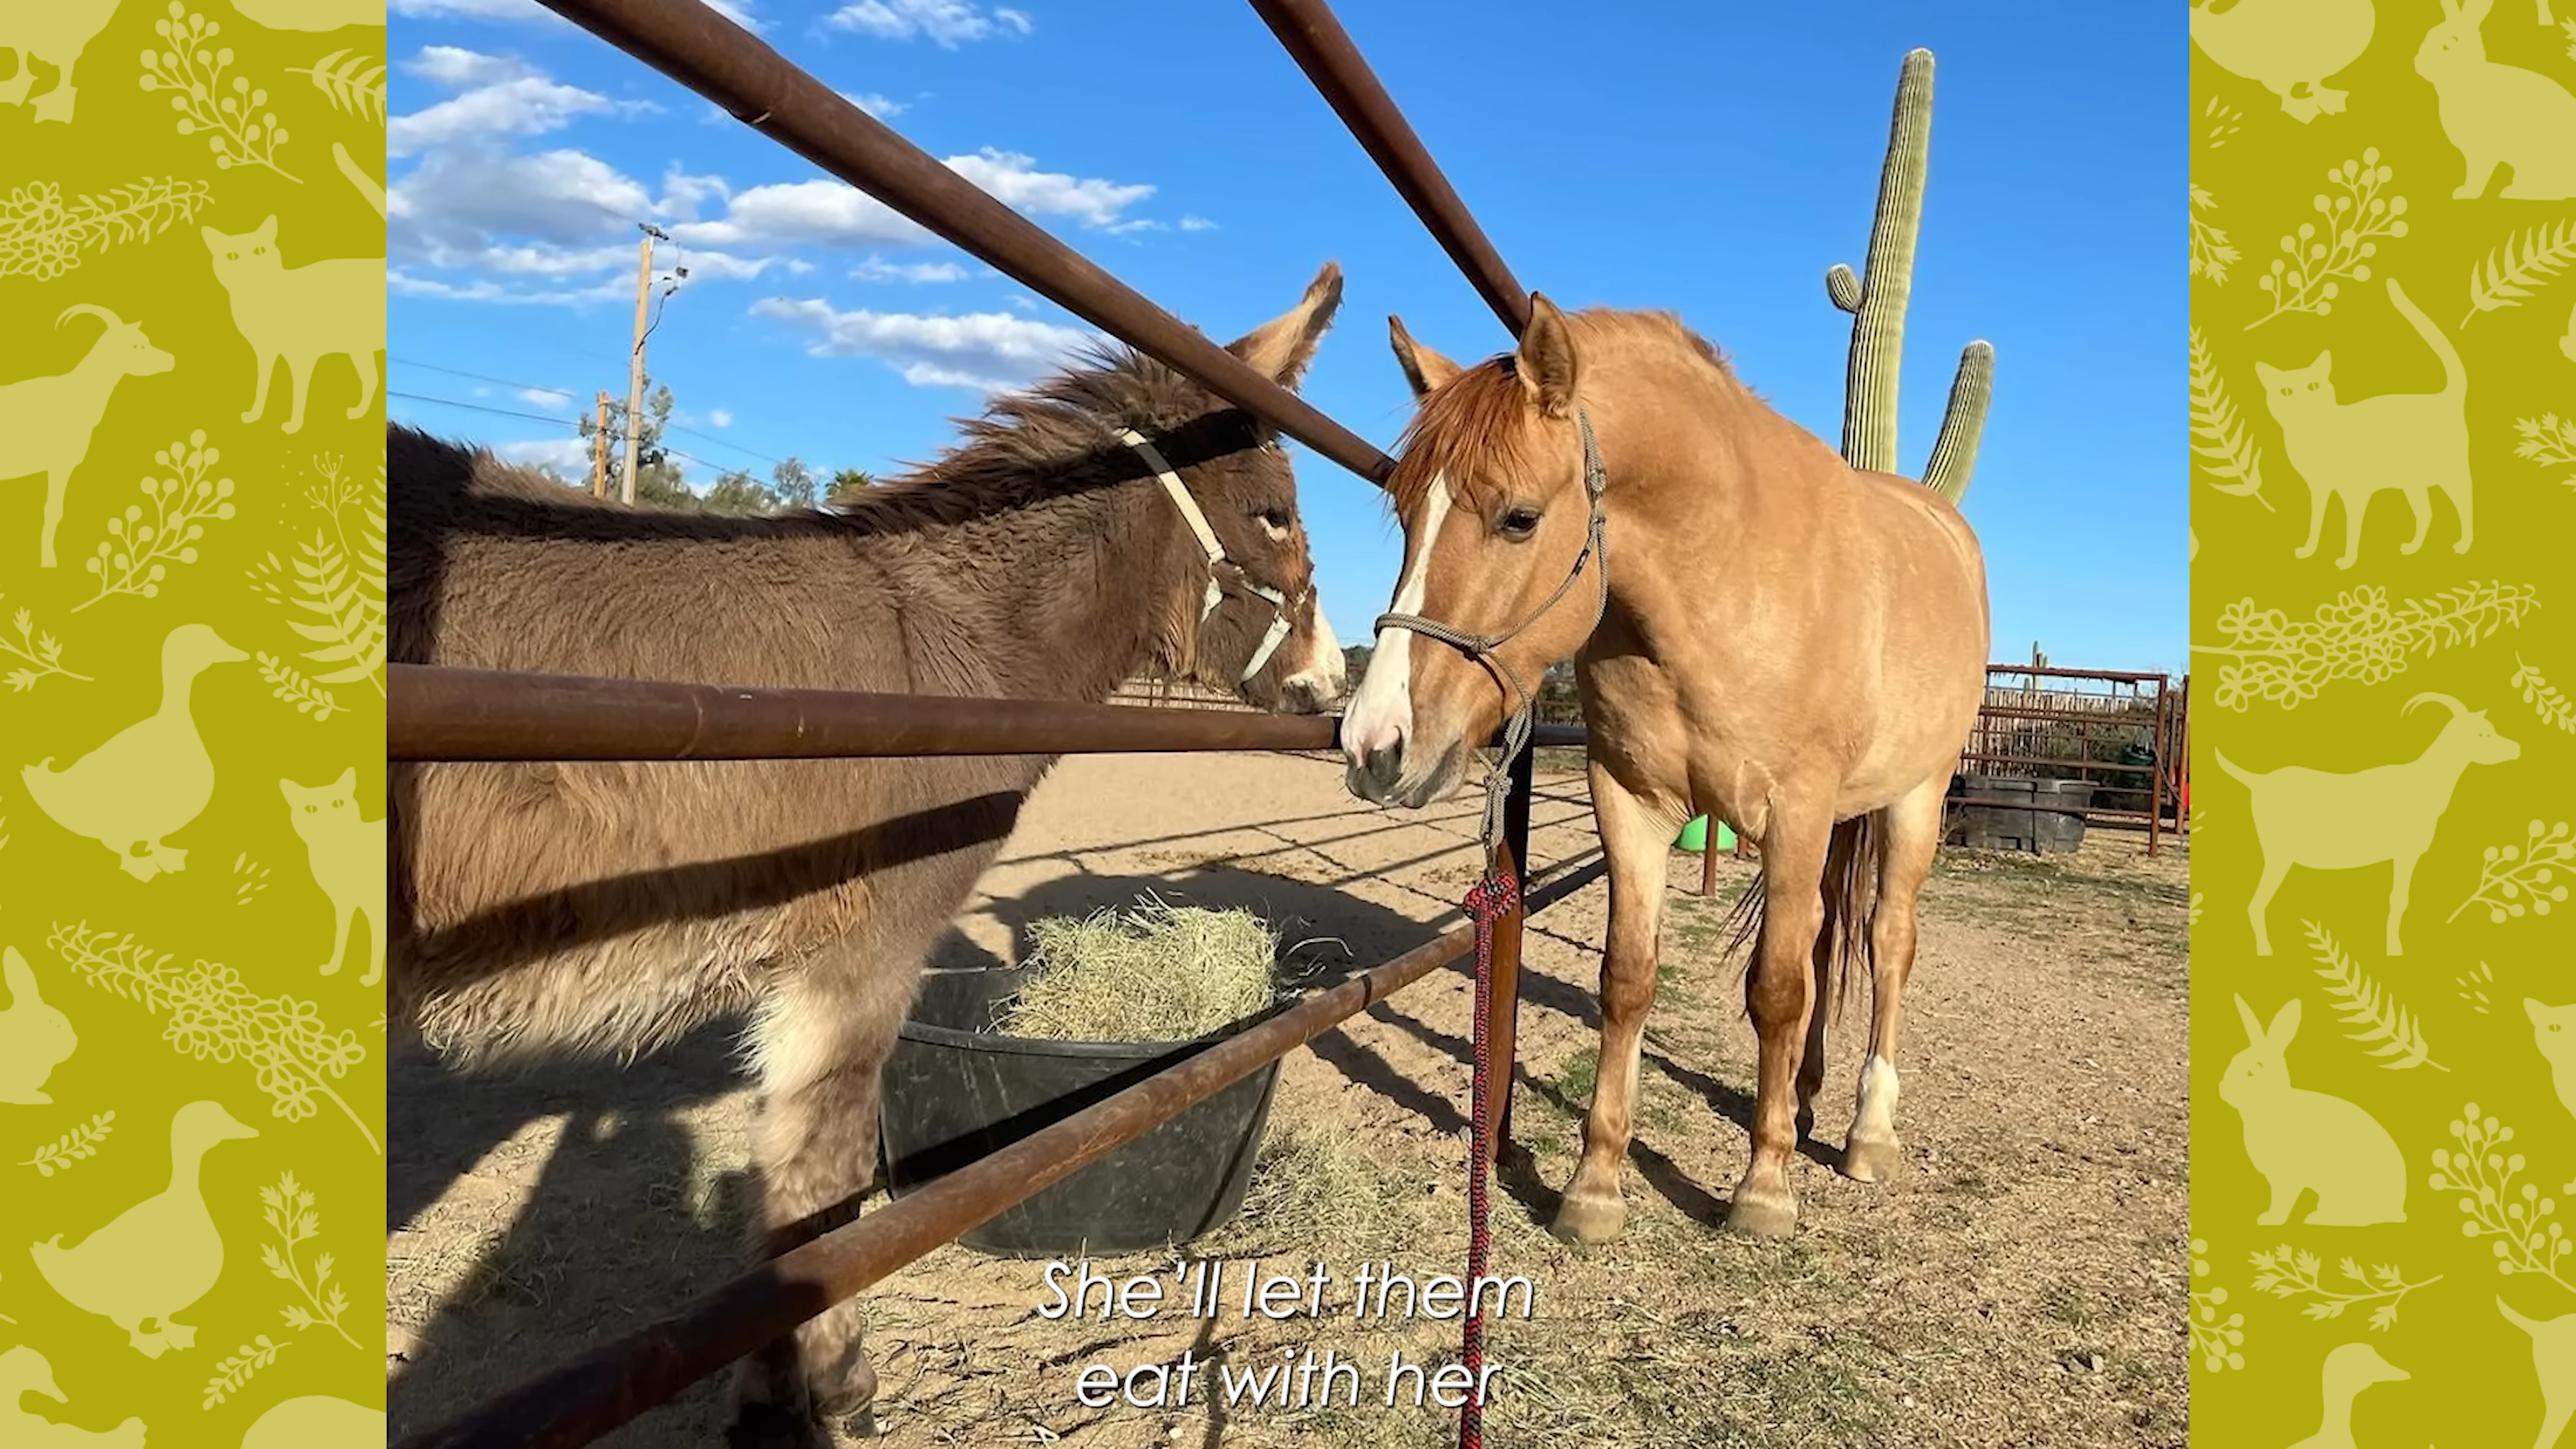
[1342,296,1989,1241]
[388,264,1348,1447]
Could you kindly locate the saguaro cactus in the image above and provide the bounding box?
[1826,47,1995,503]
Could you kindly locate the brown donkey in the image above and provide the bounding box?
[388,264,1347,1447]
[1341,296,1988,1240]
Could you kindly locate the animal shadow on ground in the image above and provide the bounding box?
[387,1022,749,1444]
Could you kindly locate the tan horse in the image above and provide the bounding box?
[1341,296,1988,1239]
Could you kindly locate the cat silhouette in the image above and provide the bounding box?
[280,767,384,987]
[2259,278,2471,569]
[2498,1296,2576,1449]
[201,215,384,435]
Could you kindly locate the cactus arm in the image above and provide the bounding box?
[1839,46,1935,474]
[1825,264,1863,313]
[1923,340,1994,504]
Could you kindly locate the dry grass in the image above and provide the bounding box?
[998,894,1285,1042]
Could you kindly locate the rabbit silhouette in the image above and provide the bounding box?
[2221,995,2409,1226]
[0,945,77,1104]
[2416,0,2576,199]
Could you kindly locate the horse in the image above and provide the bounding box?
[386,262,1349,1447]
[1339,294,1988,1242]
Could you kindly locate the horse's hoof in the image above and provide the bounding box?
[725,1399,822,1449]
[1549,1187,1626,1244]
[1724,1190,1798,1238]
[1841,1134,1903,1184]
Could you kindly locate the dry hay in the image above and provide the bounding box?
[995,893,1285,1042]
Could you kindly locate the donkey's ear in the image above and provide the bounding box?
[1227,260,1344,390]
[1388,314,1463,400]
[1516,291,1579,418]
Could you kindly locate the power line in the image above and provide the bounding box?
[387,390,734,475]
[390,357,787,468]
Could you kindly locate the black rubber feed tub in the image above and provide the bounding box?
[878,965,1284,1258]
[1951,775,2094,855]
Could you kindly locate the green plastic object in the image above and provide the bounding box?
[1675,816,1738,853]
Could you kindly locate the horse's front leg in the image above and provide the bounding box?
[729,945,914,1448]
[1552,765,1680,1244]
[1729,808,1831,1238]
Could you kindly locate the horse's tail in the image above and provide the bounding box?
[1721,814,1881,1022]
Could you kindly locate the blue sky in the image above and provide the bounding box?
[386,1,2182,675]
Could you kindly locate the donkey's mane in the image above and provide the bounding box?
[1385,309,1731,517]
[837,342,1254,534]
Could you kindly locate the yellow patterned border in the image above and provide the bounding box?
[2194,1,2576,1442]
[0,0,386,1439]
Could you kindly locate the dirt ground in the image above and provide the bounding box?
[385,751,2191,1449]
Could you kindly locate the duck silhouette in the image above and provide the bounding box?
[30,1098,258,1357]
[240,1395,382,1448]
[0,1344,146,1446]
[2287,1341,2408,1449]
[0,945,77,1104]
[2192,0,2375,123]
[21,623,246,881]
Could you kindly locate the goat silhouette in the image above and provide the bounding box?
[2218,693,2518,956]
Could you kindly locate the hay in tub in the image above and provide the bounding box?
[994,893,1297,1042]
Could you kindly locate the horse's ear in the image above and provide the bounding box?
[1517,291,1578,419]
[1388,314,1462,399]
[1227,260,1344,391]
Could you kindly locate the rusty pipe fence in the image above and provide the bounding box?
[386,676,1596,1449]
[389,0,1580,1443]
[1947,663,2182,856]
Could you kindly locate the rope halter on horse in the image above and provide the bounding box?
[1116,427,1307,684]
[1371,405,1612,851]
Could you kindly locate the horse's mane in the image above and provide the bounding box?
[1385,309,1732,517]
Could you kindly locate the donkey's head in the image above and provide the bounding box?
[1342,294,1602,807]
[1120,262,1348,714]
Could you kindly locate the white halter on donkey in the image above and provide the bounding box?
[1118,427,1307,682]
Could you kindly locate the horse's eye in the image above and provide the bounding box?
[1497,507,1542,541]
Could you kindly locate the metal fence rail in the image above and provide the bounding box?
[388,664,1586,762]
[391,842,1607,1449]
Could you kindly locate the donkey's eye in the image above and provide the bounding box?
[1497,506,1542,541]
[1254,506,1292,539]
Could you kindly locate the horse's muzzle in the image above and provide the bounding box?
[1344,739,1459,810]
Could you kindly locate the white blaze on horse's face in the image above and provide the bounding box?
[1340,471,1451,790]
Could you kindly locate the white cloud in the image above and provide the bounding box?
[393,144,658,254]
[851,254,966,282]
[391,0,764,29]
[517,386,576,407]
[1179,215,1216,232]
[496,436,596,477]
[945,148,1150,229]
[669,178,931,249]
[752,297,1094,391]
[390,49,631,158]
[709,408,735,427]
[827,0,1030,46]
[841,91,906,117]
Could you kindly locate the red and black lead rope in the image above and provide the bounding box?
[1458,866,1519,1449]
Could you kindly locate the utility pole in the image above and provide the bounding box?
[590,390,610,498]
[620,223,667,506]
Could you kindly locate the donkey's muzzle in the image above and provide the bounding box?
[1347,743,1404,805]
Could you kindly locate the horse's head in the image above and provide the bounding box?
[1128,262,1348,714]
[1342,293,1602,806]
